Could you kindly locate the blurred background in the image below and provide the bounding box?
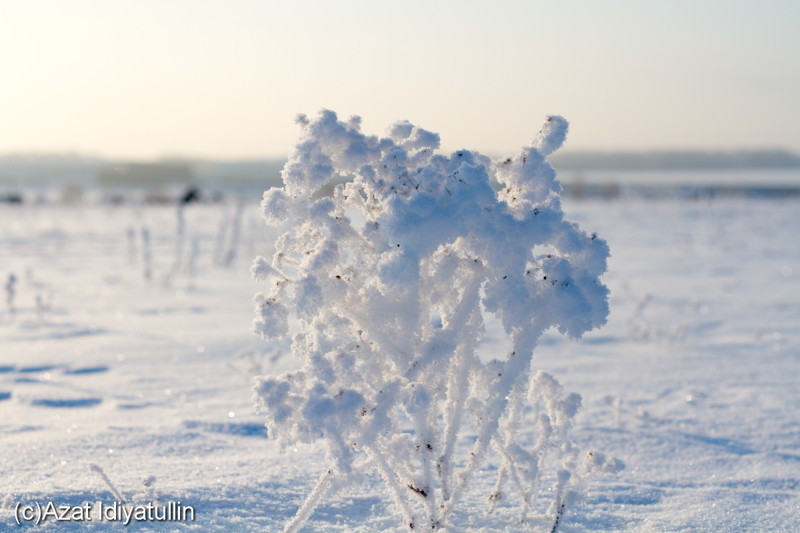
[1,0,799,202]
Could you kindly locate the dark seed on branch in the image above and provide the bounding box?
[408,484,428,498]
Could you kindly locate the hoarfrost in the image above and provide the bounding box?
[252,110,618,530]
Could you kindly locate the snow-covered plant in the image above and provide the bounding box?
[35,292,48,321]
[5,273,15,316]
[252,110,617,531]
[220,198,245,268]
[166,204,186,285]
[141,227,152,282]
[89,465,161,507]
[126,227,137,266]
[185,236,200,288]
[90,464,127,504]
[138,475,160,506]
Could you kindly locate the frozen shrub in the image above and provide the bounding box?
[252,110,618,530]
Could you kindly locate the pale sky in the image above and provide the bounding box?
[2,0,799,159]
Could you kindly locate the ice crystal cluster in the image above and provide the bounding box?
[252,110,618,531]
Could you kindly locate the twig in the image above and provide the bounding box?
[89,464,126,504]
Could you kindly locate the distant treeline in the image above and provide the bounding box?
[1,150,800,188]
[549,150,800,170]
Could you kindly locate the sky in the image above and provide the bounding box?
[1,0,799,159]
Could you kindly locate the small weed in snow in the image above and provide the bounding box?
[252,110,620,530]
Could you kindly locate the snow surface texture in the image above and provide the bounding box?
[252,110,620,531]
[1,172,799,530]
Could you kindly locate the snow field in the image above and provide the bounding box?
[0,193,798,531]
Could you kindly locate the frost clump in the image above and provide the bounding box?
[252,110,617,531]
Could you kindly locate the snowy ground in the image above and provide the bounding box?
[1,196,798,531]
